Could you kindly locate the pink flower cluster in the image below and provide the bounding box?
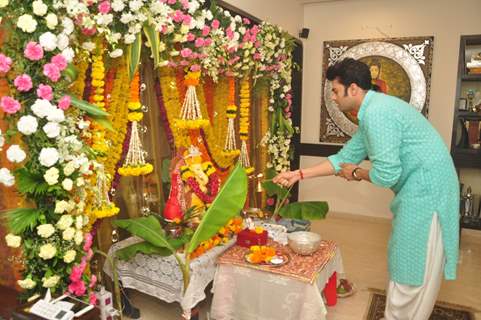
[68,232,96,298]
[14,74,33,92]
[0,54,12,73]
[1,96,21,114]
[24,42,44,61]
[43,54,68,82]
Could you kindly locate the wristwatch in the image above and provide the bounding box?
[352,167,362,181]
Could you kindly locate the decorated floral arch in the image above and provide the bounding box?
[0,0,295,304]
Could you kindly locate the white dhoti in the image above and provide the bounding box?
[384,213,445,320]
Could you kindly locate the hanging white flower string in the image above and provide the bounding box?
[239,77,254,174]
[175,71,209,129]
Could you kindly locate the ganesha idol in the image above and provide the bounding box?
[163,145,220,226]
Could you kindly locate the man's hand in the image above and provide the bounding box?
[338,163,360,181]
[272,170,301,187]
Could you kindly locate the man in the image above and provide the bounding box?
[274,58,459,319]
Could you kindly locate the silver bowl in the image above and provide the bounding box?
[287,231,321,255]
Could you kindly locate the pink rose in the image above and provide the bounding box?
[69,266,83,283]
[253,52,261,61]
[190,64,201,72]
[211,19,220,30]
[58,95,71,110]
[194,37,205,48]
[24,42,44,61]
[182,14,192,25]
[243,18,251,25]
[51,54,67,71]
[37,84,53,100]
[161,25,168,34]
[180,48,192,58]
[180,0,189,9]
[179,60,189,66]
[68,280,86,296]
[98,1,111,14]
[1,96,21,114]
[0,54,12,73]
[89,292,97,305]
[186,33,195,42]
[172,10,183,23]
[167,0,176,4]
[83,233,93,251]
[204,38,213,46]
[167,61,177,68]
[43,63,61,82]
[89,275,97,289]
[226,27,234,40]
[82,27,97,36]
[14,74,33,92]
[266,198,275,206]
[202,26,210,37]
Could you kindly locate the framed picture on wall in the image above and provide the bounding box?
[459,98,468,111]
[319,36,434,144]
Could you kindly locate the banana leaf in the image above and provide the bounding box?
[127,32,142,81]
[70,96,110,117]
[278,201,329,220]
[113,216,176,253]
[186,164,247,254]
[90,115,114,131]
[116,232,190,260]
[116,241,172,260]
[262,180,290,198]
[143,25,160,68]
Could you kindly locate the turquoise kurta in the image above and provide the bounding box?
[328,90,459,286]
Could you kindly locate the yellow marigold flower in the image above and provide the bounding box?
[128,112,143,122]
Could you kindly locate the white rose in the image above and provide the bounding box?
[124,34,136,44]
[31,99,54,118]
[112,0,125,12]
[109,49,123,58]
[63,250,76,263]
[17,115,38,135]
[81,41,96,52]
[42,275,60,288]
[76,177,85,187]
[5,233,21,248]
[63,161,75,176]
[44,167,59,185]
[32,0,47,16]
[75,216,84,230]
[6,145,26,163]
[96,13,113,26]
[43,122,60,138]
[0,167,15,187]
[46,108,65,123]
[39,147,59,167]
[45,13,58,30]
[38,243,56,260]
[17,278,36,289]
[62,17,74,34]
[129,0,142,11]
[62,47,75,63]
[56,33,69,50]
[36,224,55,238]
[17,14,38,33]
[62,227,75,241]
[74,230,83,245]
[180,24,189,34]
[0,0,8,8]
[39,32,57,51]
[56,214,73,230]
[62,178,73,191]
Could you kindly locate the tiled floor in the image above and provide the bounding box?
[126,213,481,320]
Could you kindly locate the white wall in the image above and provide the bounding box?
[223,0,303,37]
[300,0,481,217]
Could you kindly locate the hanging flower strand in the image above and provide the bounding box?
[222,77,240,158]
[92,164,120,219]
[239,77,254,174]
[175,71,209,130]
[118,72,153,176]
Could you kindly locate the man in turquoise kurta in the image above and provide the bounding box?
[274,58,459,319]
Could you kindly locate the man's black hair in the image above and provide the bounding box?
[326,58,372,94]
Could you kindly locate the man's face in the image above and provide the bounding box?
[330,79,356,112]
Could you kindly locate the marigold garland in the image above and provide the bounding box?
[239,77,254,174]
[174,71,209,129]
[90,52,109,155]
[180,162,220,204]
[222,77,240,157]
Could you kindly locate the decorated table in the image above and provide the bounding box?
[210,239,344,320]
[104,236,235,317]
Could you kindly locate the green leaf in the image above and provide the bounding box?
[70,96,110,117]
[186,164,247,254]
[116,241,173,260]
[5,208,42,234]
[91,115,114,131]
[161,159,171,184]
[15,168,49,197]
[113,216,176,253]
[262,180,290,198]
[127,32,142,81]
[143,25,160,68]
[278,201,329,220]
